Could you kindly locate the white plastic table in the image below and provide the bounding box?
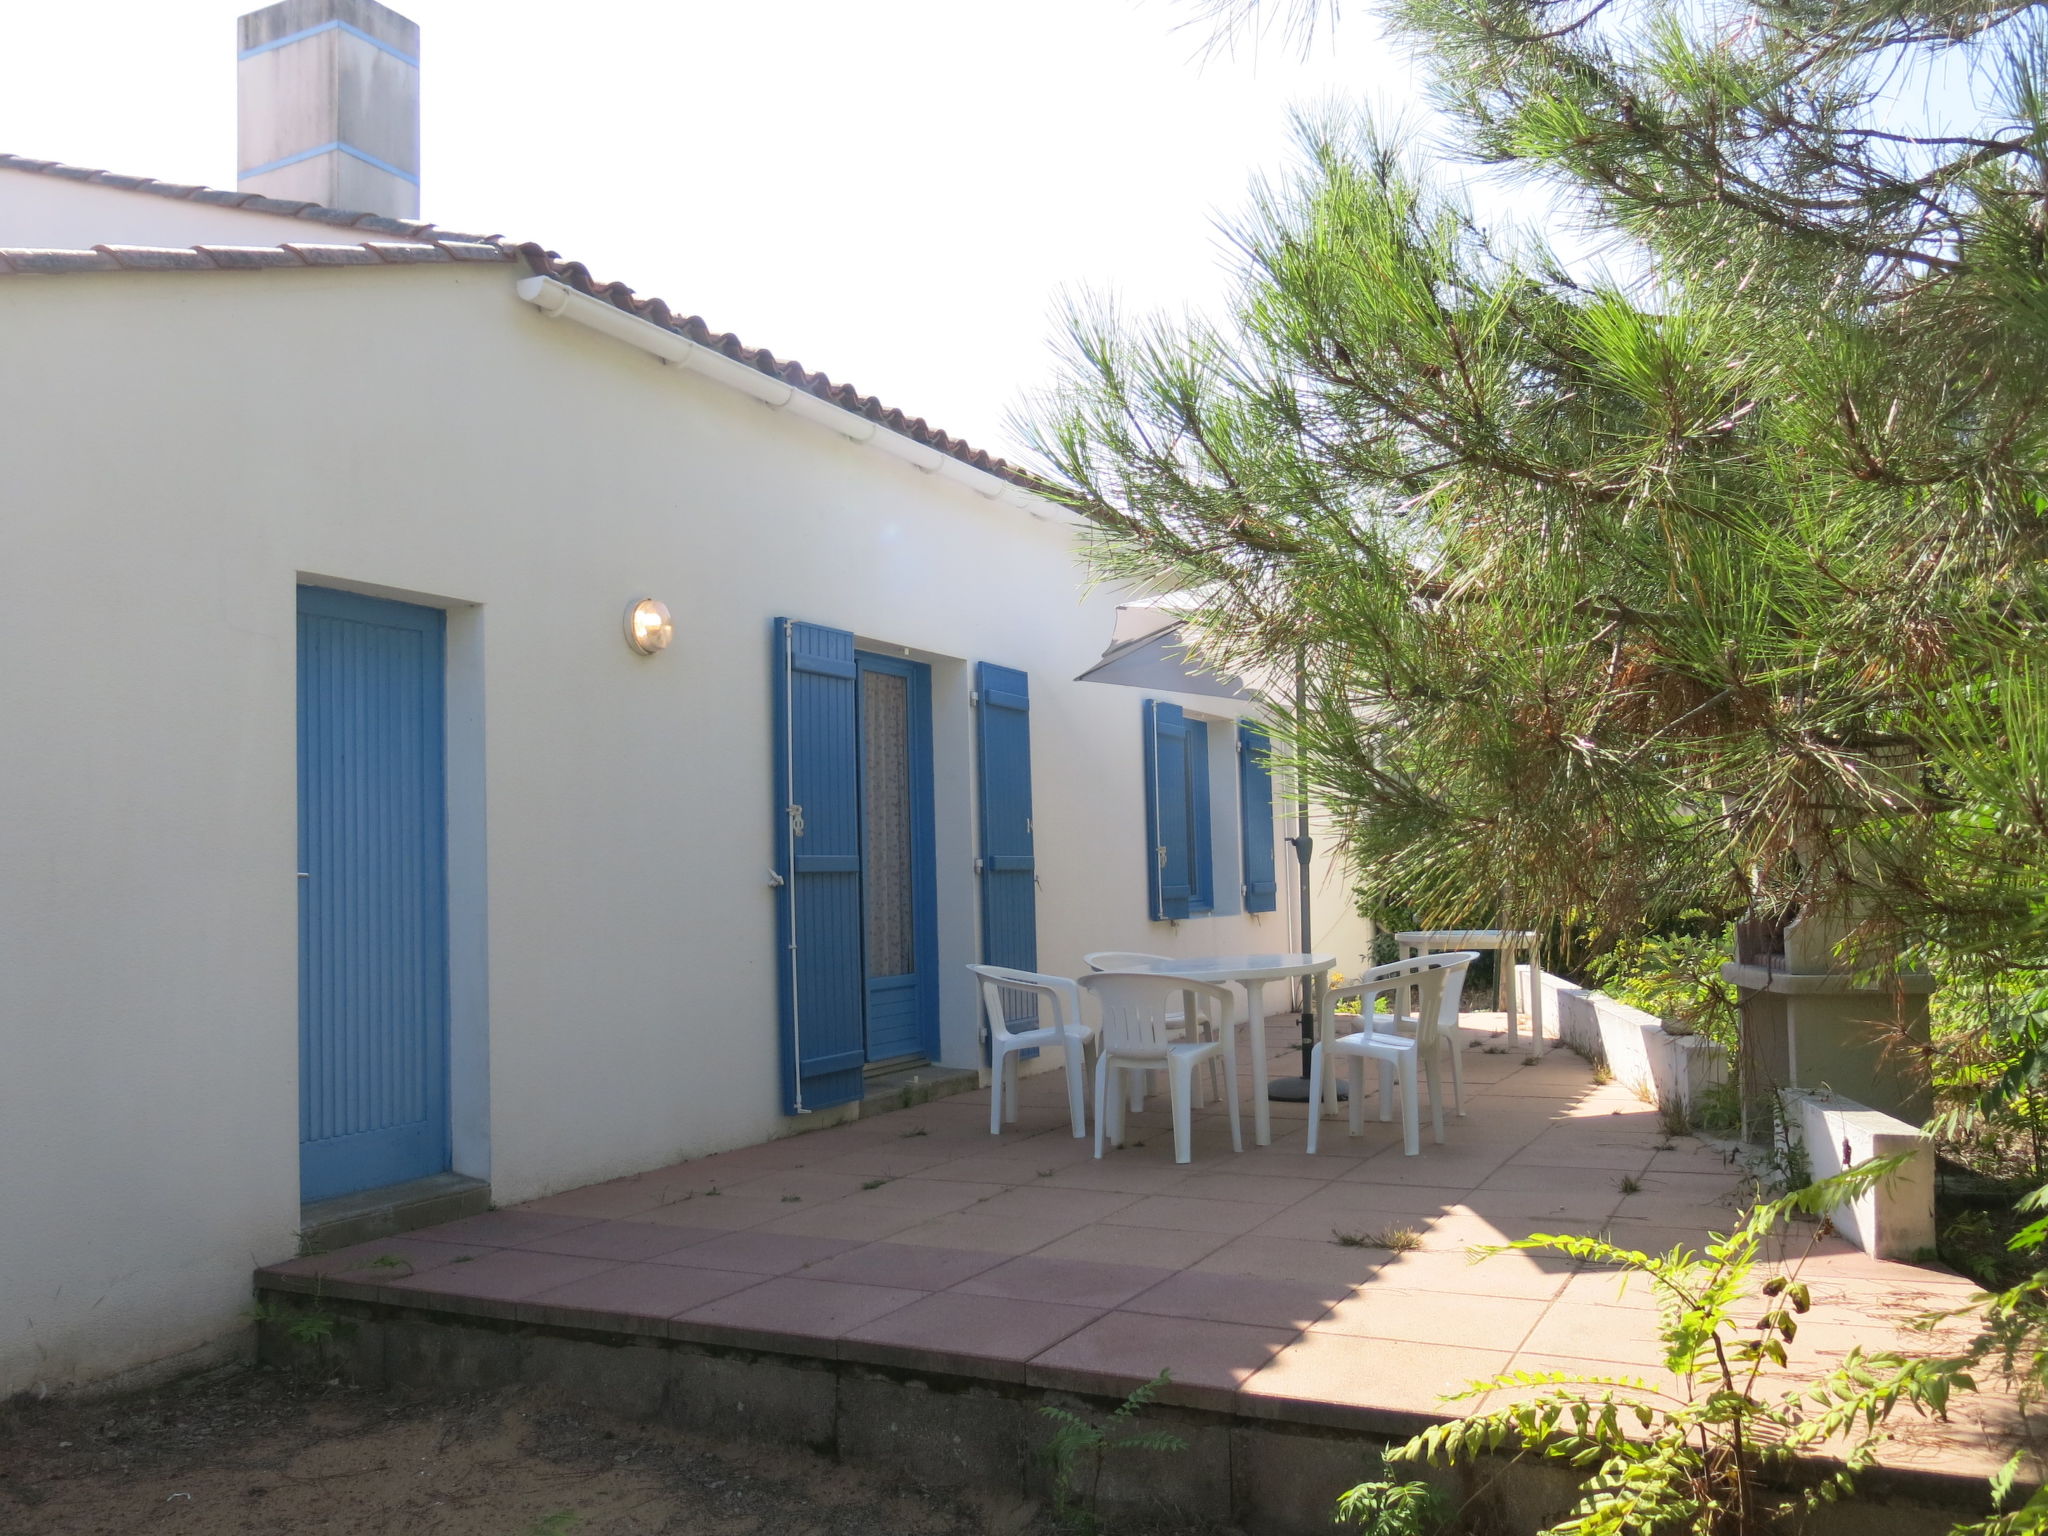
[1394,930,1544,1044]
[1116,952,1335,1147]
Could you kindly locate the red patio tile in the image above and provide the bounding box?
[518,1178,675,1219]
[1028,1310,1300,1412]
[1553,1267,1664,1310]
[677,1276,923,1348]
[1034,1223,1233,1269]
[1121,1269,1346,1330]
[756,1203,930,1242]
[1631,1169,1755,1201]
[384,1249,617,1304]
[889,1211,1089,1254]
[1523,1302,1679,1368]
[1459,1184,1623,1225]
[968,1185,1141,1224]
[911,1154,1079,1187]
[1099,1196,1272,1237]
[630,1196,790,1232]
[1206,1149,1368,1180]
[796,1146,964,1178]
[845,1177,1009,1214]
[798,1242,1009,1291]
[1337,1152,1512,1188]
[719,1170,877,1204]
[1170,1172,1330,1207]
[954,1254,1178,1309]
[1191,1236,1387,1290]
[1362,1247,1575,1300]
[519,1219,719,1262]
[1241,1331,1511,1427]
[1313,1286,1548,1352]
[263,1235,486,1282]
[843,1292,1105,1380]
[421,1210,598,1248]
[522,1262,762,1327]
[1515,1139,1660,1172]
[1036,1160,1196,1195]
[648,1229,858,1276]
[1608,1196,1749,1230]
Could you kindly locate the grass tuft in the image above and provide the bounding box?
[1333,1225,1423,1252]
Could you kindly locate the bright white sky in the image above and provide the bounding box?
[0,0,1430,461]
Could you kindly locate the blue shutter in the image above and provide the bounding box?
[1187,718,1213,912]
[772,618,866,1113]
[1238,721,1279,912]
[1144,700,1192,920]
[976,662,1037,983]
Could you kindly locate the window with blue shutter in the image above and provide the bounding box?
[976,663,1038,1035]
[1238,721,1279,913]
[771,618,867,1114]
[1143,700,1214,919]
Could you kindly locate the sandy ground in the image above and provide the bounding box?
[0,1366,1053,1536]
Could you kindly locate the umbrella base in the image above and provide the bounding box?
[1267,1077,1345,1102]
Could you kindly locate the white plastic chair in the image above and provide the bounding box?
[1306,952,1476,1156]
[1371,950,1477,1117]
[1082,952,1224,1103]
[1079,971,1241,1164]
[968,964,1093,1138]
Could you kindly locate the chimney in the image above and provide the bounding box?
[237,0,420,219]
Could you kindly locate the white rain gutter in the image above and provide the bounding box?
[515,275,1065,521]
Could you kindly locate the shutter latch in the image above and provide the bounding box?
[786,803,806,837]
[1157,845,1168,870]
[974,856,985,875]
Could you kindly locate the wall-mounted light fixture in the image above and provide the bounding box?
[624,597,673,656]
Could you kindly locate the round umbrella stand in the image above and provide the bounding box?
[1268,1008,1345,1100]
[1267,1077,1344,1102]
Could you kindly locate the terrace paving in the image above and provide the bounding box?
[258,1019,2021,1485]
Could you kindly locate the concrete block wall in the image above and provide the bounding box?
[1780,1089,1937,1261]
[1528,968,1728,1119]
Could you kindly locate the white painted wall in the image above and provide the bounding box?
[0,256,1373,1394]
[0,164,401,249]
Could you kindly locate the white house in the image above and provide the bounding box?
[0,0,1374,1397]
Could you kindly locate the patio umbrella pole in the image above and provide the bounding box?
[1268,651,1333,1102]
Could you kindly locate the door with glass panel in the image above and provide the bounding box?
[854,653,938,1066]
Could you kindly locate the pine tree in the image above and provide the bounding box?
[1025,0,2048,975]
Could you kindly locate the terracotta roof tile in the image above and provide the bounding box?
[0,151,498,243]
[96,245,219,270]
[513,241,1039,487]
[0,151,1048,495]
[0,248,122,273]
[0,241,505,275]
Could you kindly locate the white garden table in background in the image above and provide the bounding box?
[1115,952,1335,1148]
[1394,930,1544,1044]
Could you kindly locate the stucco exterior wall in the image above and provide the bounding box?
[0,165,393,249]
[0,260,1373,1394]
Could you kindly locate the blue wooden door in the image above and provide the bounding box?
[975,663,1038,1034]
[297,586,450,1203]
[855,653,938,1065]
[772,619,867,1112]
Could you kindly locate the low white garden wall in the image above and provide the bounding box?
[1779,1089,1937,1261]
[1520,970,1933,1261]
[1526,967,1728,1121]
